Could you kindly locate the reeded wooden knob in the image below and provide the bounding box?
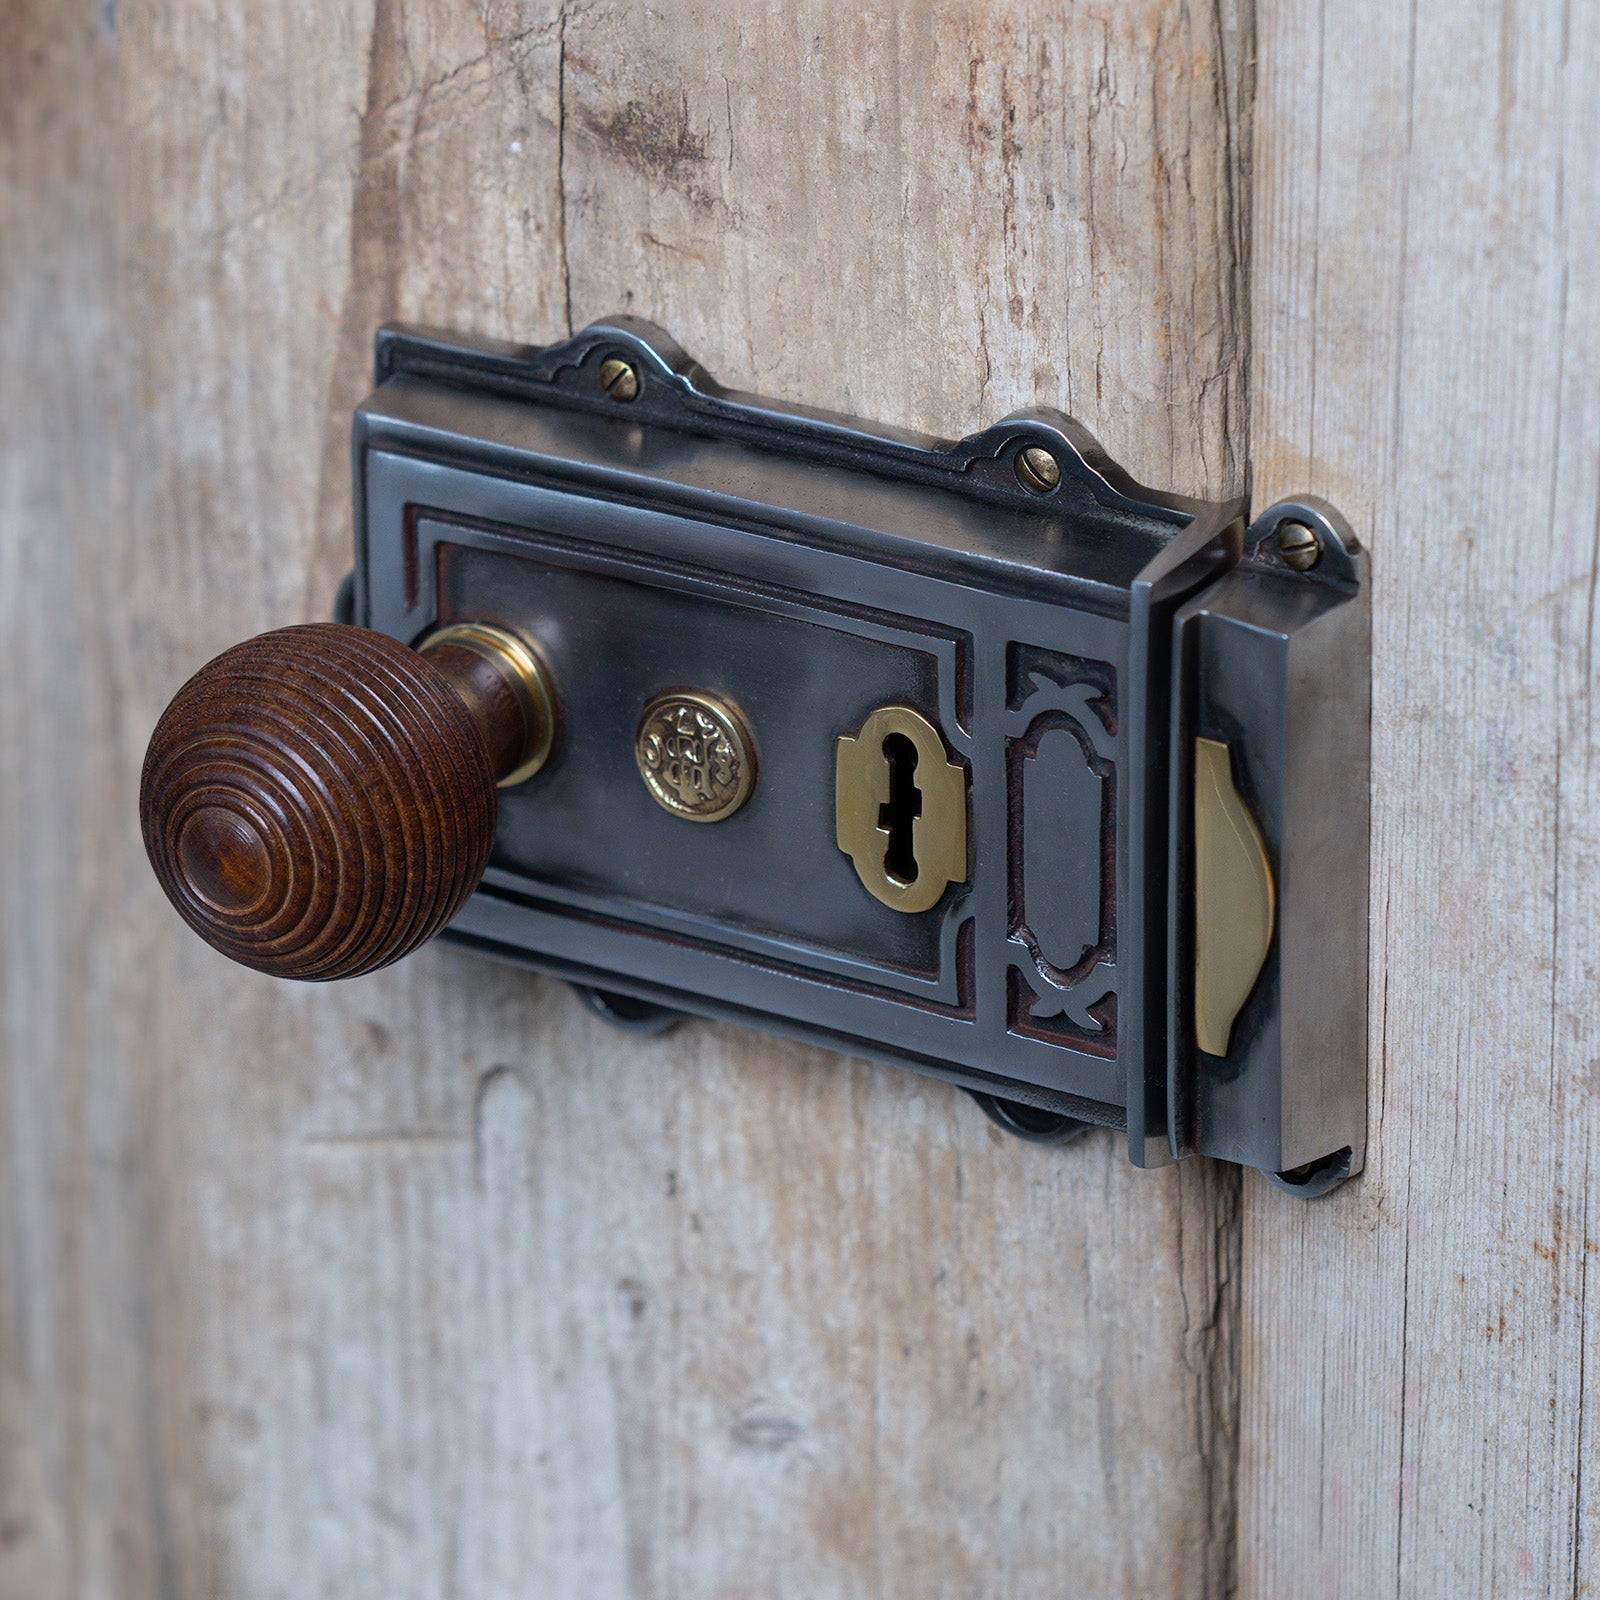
[140,621,553,980]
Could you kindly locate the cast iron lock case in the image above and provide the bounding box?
[143,318,1370,1196]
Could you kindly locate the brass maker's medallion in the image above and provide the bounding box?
[635,690,755,822]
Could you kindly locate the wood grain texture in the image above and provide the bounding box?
[0,2,1251,1596]
[1240,1,1600,1594]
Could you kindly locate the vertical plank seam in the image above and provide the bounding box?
[1586,471,1599,765]
[1210,0,1253,1591]
[556,1,572,337]
[1306,0,1326,479]
[1581,374,1599,1600]
[1212,0,1254,497]
[1393,1221,1412,1599]
[1210,1173,1243,1600]
[1572,1180,1590,1597]
[1579,143,1600,1556]
[1386,2,1421,1583]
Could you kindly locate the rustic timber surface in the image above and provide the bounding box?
[0,2,1592,1598]
[1240,2,1600,1594]
[0,5,1245,1596]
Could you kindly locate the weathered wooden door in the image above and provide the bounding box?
[2,2,1594,1595]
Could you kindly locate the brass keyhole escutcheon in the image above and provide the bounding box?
[836,705,967,913]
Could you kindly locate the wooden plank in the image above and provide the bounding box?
[2,2,1251,1594]
[0,4,121,1594]
[1240,0,1600,1592]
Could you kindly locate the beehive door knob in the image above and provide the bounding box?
[140,621,553,980]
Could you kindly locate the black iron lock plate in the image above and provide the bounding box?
[347,318,1369,1195]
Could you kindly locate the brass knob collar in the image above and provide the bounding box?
[420,622,556,786]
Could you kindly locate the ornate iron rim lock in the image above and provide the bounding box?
[142,318,1369,1197]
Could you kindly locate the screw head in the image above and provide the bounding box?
[598,357,640,401]
[1276,520,1322,571]
[1016,445,1062,494]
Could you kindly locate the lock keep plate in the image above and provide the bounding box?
[349,319,1369,1193]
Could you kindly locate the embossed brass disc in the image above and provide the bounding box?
[635,690,756,822]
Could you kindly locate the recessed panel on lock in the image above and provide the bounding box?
[141,317,1369,1194]
[424,533,959,979]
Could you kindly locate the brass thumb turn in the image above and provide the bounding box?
[139,622,554,981]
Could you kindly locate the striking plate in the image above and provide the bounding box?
[342,317,1369,1195]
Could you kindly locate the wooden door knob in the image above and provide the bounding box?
[140,621,554,980]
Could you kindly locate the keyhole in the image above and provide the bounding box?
[878,732,922,885]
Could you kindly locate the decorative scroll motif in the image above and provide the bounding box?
[1005,659,1118,1046]
[1025,725,1102,970]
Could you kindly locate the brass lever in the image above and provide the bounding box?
[1193,737,1275,1056]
